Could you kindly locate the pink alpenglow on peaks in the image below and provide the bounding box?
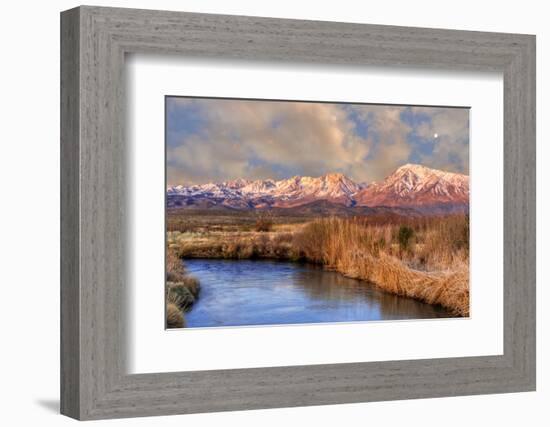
[167,164,469,214]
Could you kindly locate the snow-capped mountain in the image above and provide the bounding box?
[167,173,364,209]
[167,164,469,213]
[354,164,469,212]
[266,173,363,207]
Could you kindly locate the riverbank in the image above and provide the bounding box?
[167,214,470,316]
[165,248,201,328]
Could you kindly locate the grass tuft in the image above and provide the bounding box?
[165,247,201,328]
[166,302,185,328]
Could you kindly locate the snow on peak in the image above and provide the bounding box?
[354,163,469,208]
[223,178,251,189]
[167,164,469,211]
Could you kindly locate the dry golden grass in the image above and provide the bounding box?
[332,252,468,316]
[167,213,470,316]
[295,215,468,269]
[167,280,200,311]
[166,246,185,278]
[167,229,301,260]
[166,302,185,328]
[294,217,469,315]
[165,247,201,328]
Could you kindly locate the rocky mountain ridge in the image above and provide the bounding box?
[167,164,469,214]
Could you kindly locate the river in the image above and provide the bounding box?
[184,258,453,328]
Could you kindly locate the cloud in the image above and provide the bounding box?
[346,105,413,181]
[166,98,469,185]
[167,98,371,185]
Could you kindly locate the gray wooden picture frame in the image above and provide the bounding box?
[60,5,536,420]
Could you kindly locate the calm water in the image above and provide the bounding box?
[184,259,453,328]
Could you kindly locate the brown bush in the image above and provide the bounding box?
[255,217,273,232]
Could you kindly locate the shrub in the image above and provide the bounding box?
[168,275,201,311]
[255,217,273,232]
[166,288,184,307]
[182,276,200,297]
[398,226,414,251]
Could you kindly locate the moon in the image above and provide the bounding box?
[433,133,439,139]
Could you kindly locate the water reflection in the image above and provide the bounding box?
[184,259,453,328]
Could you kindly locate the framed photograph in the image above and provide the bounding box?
[61,6,536,420]
[164,97,470,329]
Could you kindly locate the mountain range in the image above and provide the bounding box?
[167,164,469,214]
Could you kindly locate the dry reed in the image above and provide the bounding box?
[294,217,469,315]
[167,214,470,316]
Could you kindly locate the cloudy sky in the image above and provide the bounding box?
[166,97,469,186]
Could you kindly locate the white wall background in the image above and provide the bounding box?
[0,0,546,425]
